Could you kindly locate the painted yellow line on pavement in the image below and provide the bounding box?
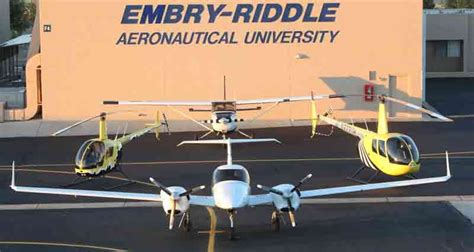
[0,241,126,251]
[205,207,217,252]
[0,150,473,168]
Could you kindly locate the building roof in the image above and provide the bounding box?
[424,9,474,15]
[0,34,31,47]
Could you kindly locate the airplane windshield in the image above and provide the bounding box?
[400,136,420,163]
[75,140,105,168]
[212,102,236,112]
[386,137,412,165]
[215,112,232,121]
[213,169,249,184]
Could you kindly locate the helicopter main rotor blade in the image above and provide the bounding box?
[382,96,452,122]
[52,110,140,136]
[52,113,105,136]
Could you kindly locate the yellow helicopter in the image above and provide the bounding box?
[310,94,452,183]
[52,111,169,188]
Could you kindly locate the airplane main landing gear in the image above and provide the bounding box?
[271,211,280,232]
[180,211,192,232]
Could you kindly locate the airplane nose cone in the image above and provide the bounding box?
[213,181,249,210]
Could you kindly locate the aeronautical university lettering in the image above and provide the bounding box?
[116,2,341,46]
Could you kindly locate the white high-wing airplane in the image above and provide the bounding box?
[10,139,451,240]
[103,92,340,139]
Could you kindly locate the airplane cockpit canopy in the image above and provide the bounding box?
[213,167,250,185]
[75,140,106,168]
[212,101,236,112]
[386,136,420,165]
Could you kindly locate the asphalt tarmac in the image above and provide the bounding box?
[0,118,473,251]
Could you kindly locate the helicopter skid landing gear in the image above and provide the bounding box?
[61,164,136,190]
[346,166,380,184]
[404,174,417,179]
[61,176,94,188]
[103,165,136,190]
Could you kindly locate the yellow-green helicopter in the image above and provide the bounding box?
[310,95,451,183]
[53,111,169,188]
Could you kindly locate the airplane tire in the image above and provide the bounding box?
[229,227,237,240]
[182,219,192,232]
[271,215,280,232]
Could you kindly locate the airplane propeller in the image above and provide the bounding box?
[257,173,313,227]
[291,173,313,192]
[149,177,205,230]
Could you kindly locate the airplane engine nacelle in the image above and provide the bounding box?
[160,186,190,216]
[271,184,301,212]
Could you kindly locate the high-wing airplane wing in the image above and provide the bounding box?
[10,162,215,206]
[103,100,212,106]
[103,94,342,107]
[248,152,451,206]
[235,94,343,105]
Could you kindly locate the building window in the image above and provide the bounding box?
[447,41,461,58]
[426,40,463,72]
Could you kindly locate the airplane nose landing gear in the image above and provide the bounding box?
[228,210,239,240]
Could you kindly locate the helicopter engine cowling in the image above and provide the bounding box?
[160,186,190,216]
[271,184,301,212]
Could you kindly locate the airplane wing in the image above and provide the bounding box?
[104,100,212,107]
[12,185,161,202]
[235,94,343,105]
[248,152,451,206]
[10,162,218,205]
[189,196,215,207]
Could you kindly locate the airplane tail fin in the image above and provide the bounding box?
[177,138,281,165]
[10,161,15,189]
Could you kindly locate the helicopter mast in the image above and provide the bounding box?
[99,113,108,140]
[377,97,389,135]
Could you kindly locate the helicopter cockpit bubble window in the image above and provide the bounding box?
[213,168,250,185]
[400,136,420,163]
[75,140,106,168]
[386,137,412,165]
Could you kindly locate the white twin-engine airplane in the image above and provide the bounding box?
[103,91,340,139]
[10,139,451,240]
